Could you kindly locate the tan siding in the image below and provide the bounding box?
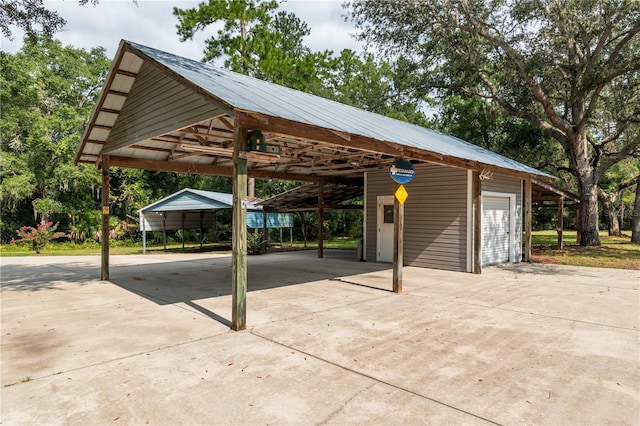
[105,62,224,153]
[482,174,523,261]
[365,164,468,272]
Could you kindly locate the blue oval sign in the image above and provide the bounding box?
[389,158,415,184]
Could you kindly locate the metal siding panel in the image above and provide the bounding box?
[365,165,468,272]
[105,62,222,153]
[403,165,467,271]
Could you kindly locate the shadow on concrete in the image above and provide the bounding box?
[0,261,99,291]
[105,249,391,327]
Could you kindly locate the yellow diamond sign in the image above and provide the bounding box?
[395,185,408,205]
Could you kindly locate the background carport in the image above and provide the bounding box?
[531,179,581,249]
[138,188,293,252]
[75,40,552,331]
[258,179,364,258]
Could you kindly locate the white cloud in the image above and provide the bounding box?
[1,0,364,61]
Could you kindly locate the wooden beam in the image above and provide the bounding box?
[107,156,317,182]
[75,44,128,165]
[557,196,564,250]
[236,110,536,181]
[101,155,110,281]
[524,178,532,262]
[576,205,582,245]
[317,180,324,258]
[392,187,404,293]
[232,124,248,331]
[473,171,482,274]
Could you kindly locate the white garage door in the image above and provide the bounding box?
[482,195,511,266]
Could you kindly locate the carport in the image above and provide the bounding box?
[75,40,552,331]
[138,188,293,252]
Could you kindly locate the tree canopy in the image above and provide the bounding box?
[350,0,640,245]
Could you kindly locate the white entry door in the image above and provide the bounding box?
[377,196,394,262]
[481,195,511,266]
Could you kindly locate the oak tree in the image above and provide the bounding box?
[350,0,640,245]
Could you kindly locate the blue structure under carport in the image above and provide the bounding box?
[138,188,293,252]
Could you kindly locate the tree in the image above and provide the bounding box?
[326,50,432,126]
[0,0,100,41]
[0,37,110,240]
[632,176,640,243]
[174,0,329,92]
[350,0,640,246]
[597,158,640,236]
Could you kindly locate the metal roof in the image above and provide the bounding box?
[259,180,364,212]
[139,188,260,213]
[126,41,552,179]
[76,40,553,181]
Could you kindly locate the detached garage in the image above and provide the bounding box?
[365,165,525,273]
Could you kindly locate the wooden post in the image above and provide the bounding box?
[473,171,482,274]
[557,197,564,250]
[162,213,167,251]
[142,213,146,254]
[181,211,185,252]
[101,155,110,281]
[576,205,582,245]
[262,208,268,253]
[232,123,248,331]
[523,178,532,262]
[392,187,404,293]
[200,211,204,249]
[317,180,324,258]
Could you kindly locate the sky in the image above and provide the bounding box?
[0,0,366,62]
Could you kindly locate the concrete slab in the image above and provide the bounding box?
[1,251,638,424]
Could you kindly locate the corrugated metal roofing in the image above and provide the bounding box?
[139,188,259,213]
[247,211,294,228]
[138,188,293,230]
[127,40,552,179]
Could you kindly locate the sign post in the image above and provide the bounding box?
[388,159,414,293]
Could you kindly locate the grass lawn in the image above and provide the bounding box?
[0,237,357,257]
[2,232,637,270]
[531,230,640,270]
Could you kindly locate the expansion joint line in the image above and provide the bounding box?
[251,330,503,426]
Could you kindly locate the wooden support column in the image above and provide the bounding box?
[232,124,248,331]
[576,205,582,245]
[473,171,482,274]
[523,178,532,262]
[181,211,186,252]
[557,197,564,250]
[317,179,324,258]
[100,155,110,281]
[262,208,268,253]
[140,214,147,254]
[392,187,404,293]
[199,211,204,249]
[162,213,167,250]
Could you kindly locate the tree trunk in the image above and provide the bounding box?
[569,131,601,247]
[598,189,622,237]
[576,173,601,246]
[631,177,640,244]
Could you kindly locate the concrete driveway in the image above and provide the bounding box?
[1,250,638,425]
